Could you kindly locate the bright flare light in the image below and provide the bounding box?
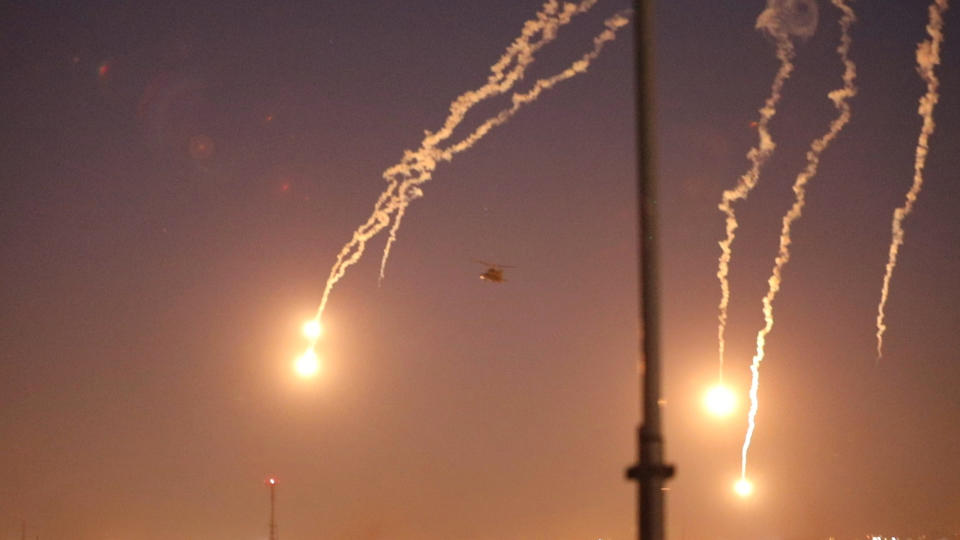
[734,478,754,498]
[294,349,321,378]
[704,384,736,417]
[302,320,323,340]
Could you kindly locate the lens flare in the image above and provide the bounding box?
[734,478,754,497]
[704,384,736,417]
[294,349,321,378]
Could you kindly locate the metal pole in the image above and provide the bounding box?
[626,0,674,539]
[269,480,278,540]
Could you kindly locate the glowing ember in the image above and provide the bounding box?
[734,478,754,497]
[294,349,321,378]
[188,135,214,160]
[302,320,323,340]
[704,384,736,417]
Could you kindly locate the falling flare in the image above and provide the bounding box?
[704,383,737,417]
[716,0,814,384]
[299,0,629,355]
[740,0,858,482]
[302,320,323,340]
[734,478,754,498]
[875,0,950,361]
[294,348,321,378]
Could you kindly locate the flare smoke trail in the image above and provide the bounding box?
[715,0,817,382]
[380,8,630,282]
[875,0,950,361]
[740,0,857,481]
[298,1,630,358]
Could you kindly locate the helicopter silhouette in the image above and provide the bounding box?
[473,260,515,283]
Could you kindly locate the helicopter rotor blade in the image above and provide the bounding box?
[472,258,516,269]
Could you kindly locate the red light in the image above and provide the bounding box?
[267,477,277,485]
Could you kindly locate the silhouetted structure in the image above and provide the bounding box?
[266,476,278,540]
[626,1,675,539]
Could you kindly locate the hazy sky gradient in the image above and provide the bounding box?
[1,1,958,539]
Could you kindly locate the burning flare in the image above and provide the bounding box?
[740,0,858,482]
[704,383,737,417]
[734,478,754,498]
[294,348,321,378]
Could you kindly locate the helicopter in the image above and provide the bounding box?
[474,260,515,283]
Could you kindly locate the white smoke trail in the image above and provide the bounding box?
[297,1,630,360]
[715,0,818,383]
[875,0,950,361]
[379,10,630,280]
[740,0,858,481]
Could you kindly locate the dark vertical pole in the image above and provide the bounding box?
[269,482,278,540]
[626,0,674,539]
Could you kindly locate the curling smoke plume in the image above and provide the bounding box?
[875,0,950,361]
[740,0,857,481]
[298,1,630,360]
[716,0,817,382]
[757,0,820,41]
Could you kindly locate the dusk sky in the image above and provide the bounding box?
[2,1,959,539]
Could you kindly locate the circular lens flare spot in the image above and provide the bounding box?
[734,478,754,498]
[294,349,321,378]
[704,384,736,417]
[302,320,323,340]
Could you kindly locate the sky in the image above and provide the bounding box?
[1,1,958,539]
